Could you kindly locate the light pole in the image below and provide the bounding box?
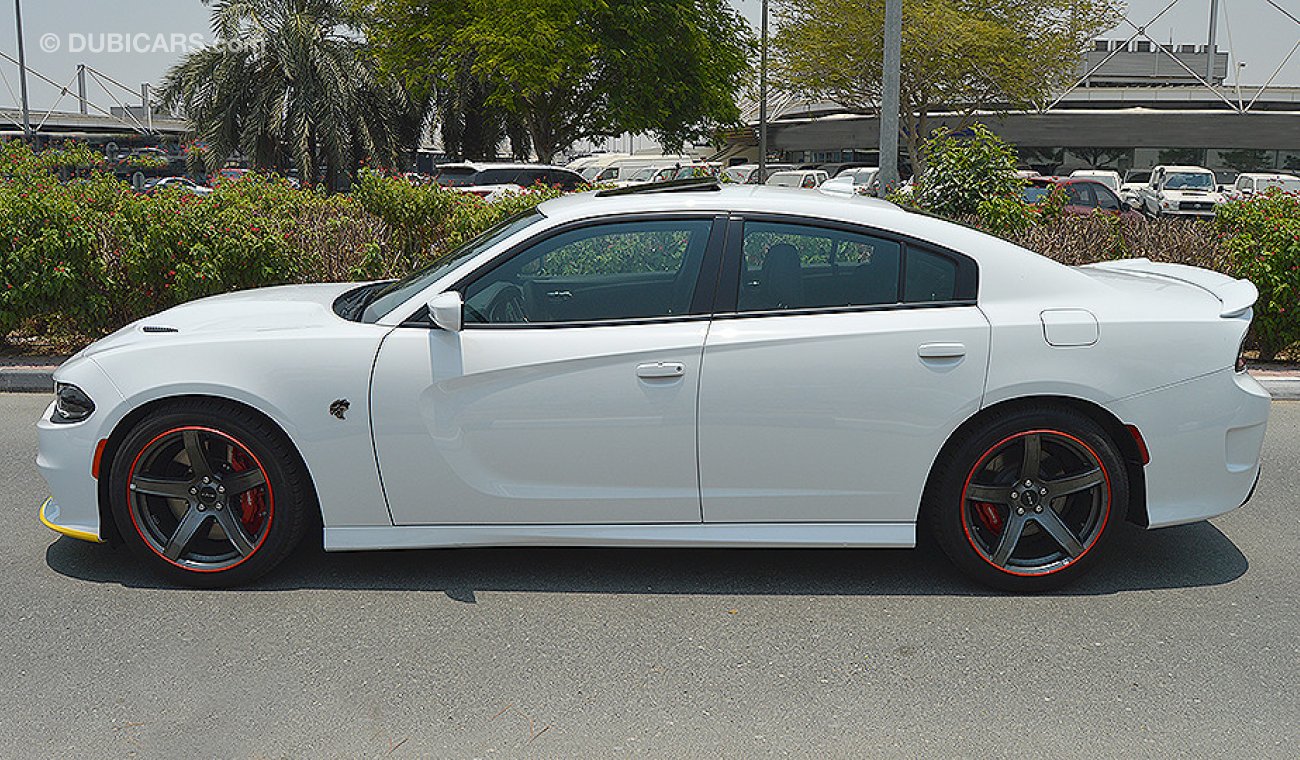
[758,0,768,184]
[878,0,902,195]
[13,0,33,142]
[1206,0,1219,83]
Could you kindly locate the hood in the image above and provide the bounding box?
[76,282,359,360]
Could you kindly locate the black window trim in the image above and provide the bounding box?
[418,212,730,330]
[711,212,980,320]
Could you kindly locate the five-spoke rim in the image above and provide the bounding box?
[960,429,1111,577]
[125,426,274,572]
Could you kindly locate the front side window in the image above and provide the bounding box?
[463,219,713,325]
[1095,185,1121,210]
[738,222,901,311]
[361,209,545,323]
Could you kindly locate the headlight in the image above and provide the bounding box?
[51,382,95,424]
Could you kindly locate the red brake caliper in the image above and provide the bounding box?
[229,448,265,533]
[974,502,1004,534]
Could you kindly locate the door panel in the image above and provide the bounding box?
[372,322,708,525]
[698,307,990,523]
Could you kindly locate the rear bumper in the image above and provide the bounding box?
[1106,368,1270,528]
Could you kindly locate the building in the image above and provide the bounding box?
[730,42,1300,180]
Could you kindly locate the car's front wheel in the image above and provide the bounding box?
[924,406,1127,592]
[108,400,311,587]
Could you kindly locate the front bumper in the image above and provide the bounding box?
[35,358,125,545]
[39,497,102,543]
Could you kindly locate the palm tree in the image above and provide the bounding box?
[159,0,424,190]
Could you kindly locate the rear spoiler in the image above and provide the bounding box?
[1082,258,1258,318]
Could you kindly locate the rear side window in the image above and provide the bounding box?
[739,221,901,311]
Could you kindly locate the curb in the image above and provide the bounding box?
[0,368,55,393]
[2,363,1299,399]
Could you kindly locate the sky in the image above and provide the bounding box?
[0,0,1296,114]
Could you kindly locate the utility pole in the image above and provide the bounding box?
[758,0,768,184]
[878,0,902,195]
[1206,0,1219,83]
[13,0,33,142]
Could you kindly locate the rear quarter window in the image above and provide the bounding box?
[904,246,960,303]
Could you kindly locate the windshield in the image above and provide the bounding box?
[628,166,658,182]
[360,209,546,322]
[580,166,602,180]
[851,170,878,186]
[1164,172,1214,190]
[1260,177,1300,193]
[433,167,480,187]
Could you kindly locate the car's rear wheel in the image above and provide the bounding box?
[108,400,311,587]
[924,406,1127,592]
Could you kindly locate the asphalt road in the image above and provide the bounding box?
[2,394,1297,759]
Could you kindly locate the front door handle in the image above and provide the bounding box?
[918,342,966,359]
[637,362,686,379]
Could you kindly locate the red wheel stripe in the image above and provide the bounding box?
[959,429,1112,578]
[124,425,275,574]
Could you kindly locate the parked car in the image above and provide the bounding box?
[1068,169,1122,194]
[139,176,213,197]
[432,163,586,197]
[37,180,1268,592]
[818,161,875,179]
[671,163,721,180]
[721,163,796,184]
[818,167,879,197]
[766,169,828,189]
[212,168,250,185]
[1023,177,1140,219]
[616,165,679,186]
[1224,172,1300,200]
[1118,169,1152,206]
[1136,166,1225,218]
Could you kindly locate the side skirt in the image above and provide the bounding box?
[324,522,916,552]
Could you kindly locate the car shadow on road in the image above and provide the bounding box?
[44,520,1248,599]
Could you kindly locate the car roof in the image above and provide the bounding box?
[1238,172,1299,180]
[1159,165,1213,173]
[438,162,572,172]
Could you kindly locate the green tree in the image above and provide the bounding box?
[771,0,1121,175]
[159,0,423,190]
[361,0,754,163]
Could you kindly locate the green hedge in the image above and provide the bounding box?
[1,139,1296,358]
[0,141,562,350]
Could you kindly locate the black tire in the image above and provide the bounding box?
[107,399,312,588]
[922,405,1128,592]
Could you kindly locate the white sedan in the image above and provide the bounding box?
[37,180,1269,591]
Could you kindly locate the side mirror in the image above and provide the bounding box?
[428,291,463,332]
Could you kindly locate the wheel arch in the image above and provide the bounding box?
[96,394,322,546]
[927,395,1148,526]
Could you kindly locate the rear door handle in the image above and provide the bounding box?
[918,342,966,359]
[637,362,686,379]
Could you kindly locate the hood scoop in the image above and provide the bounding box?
[140,325,179,333]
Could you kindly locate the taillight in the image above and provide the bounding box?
[1235,337,1248,373]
